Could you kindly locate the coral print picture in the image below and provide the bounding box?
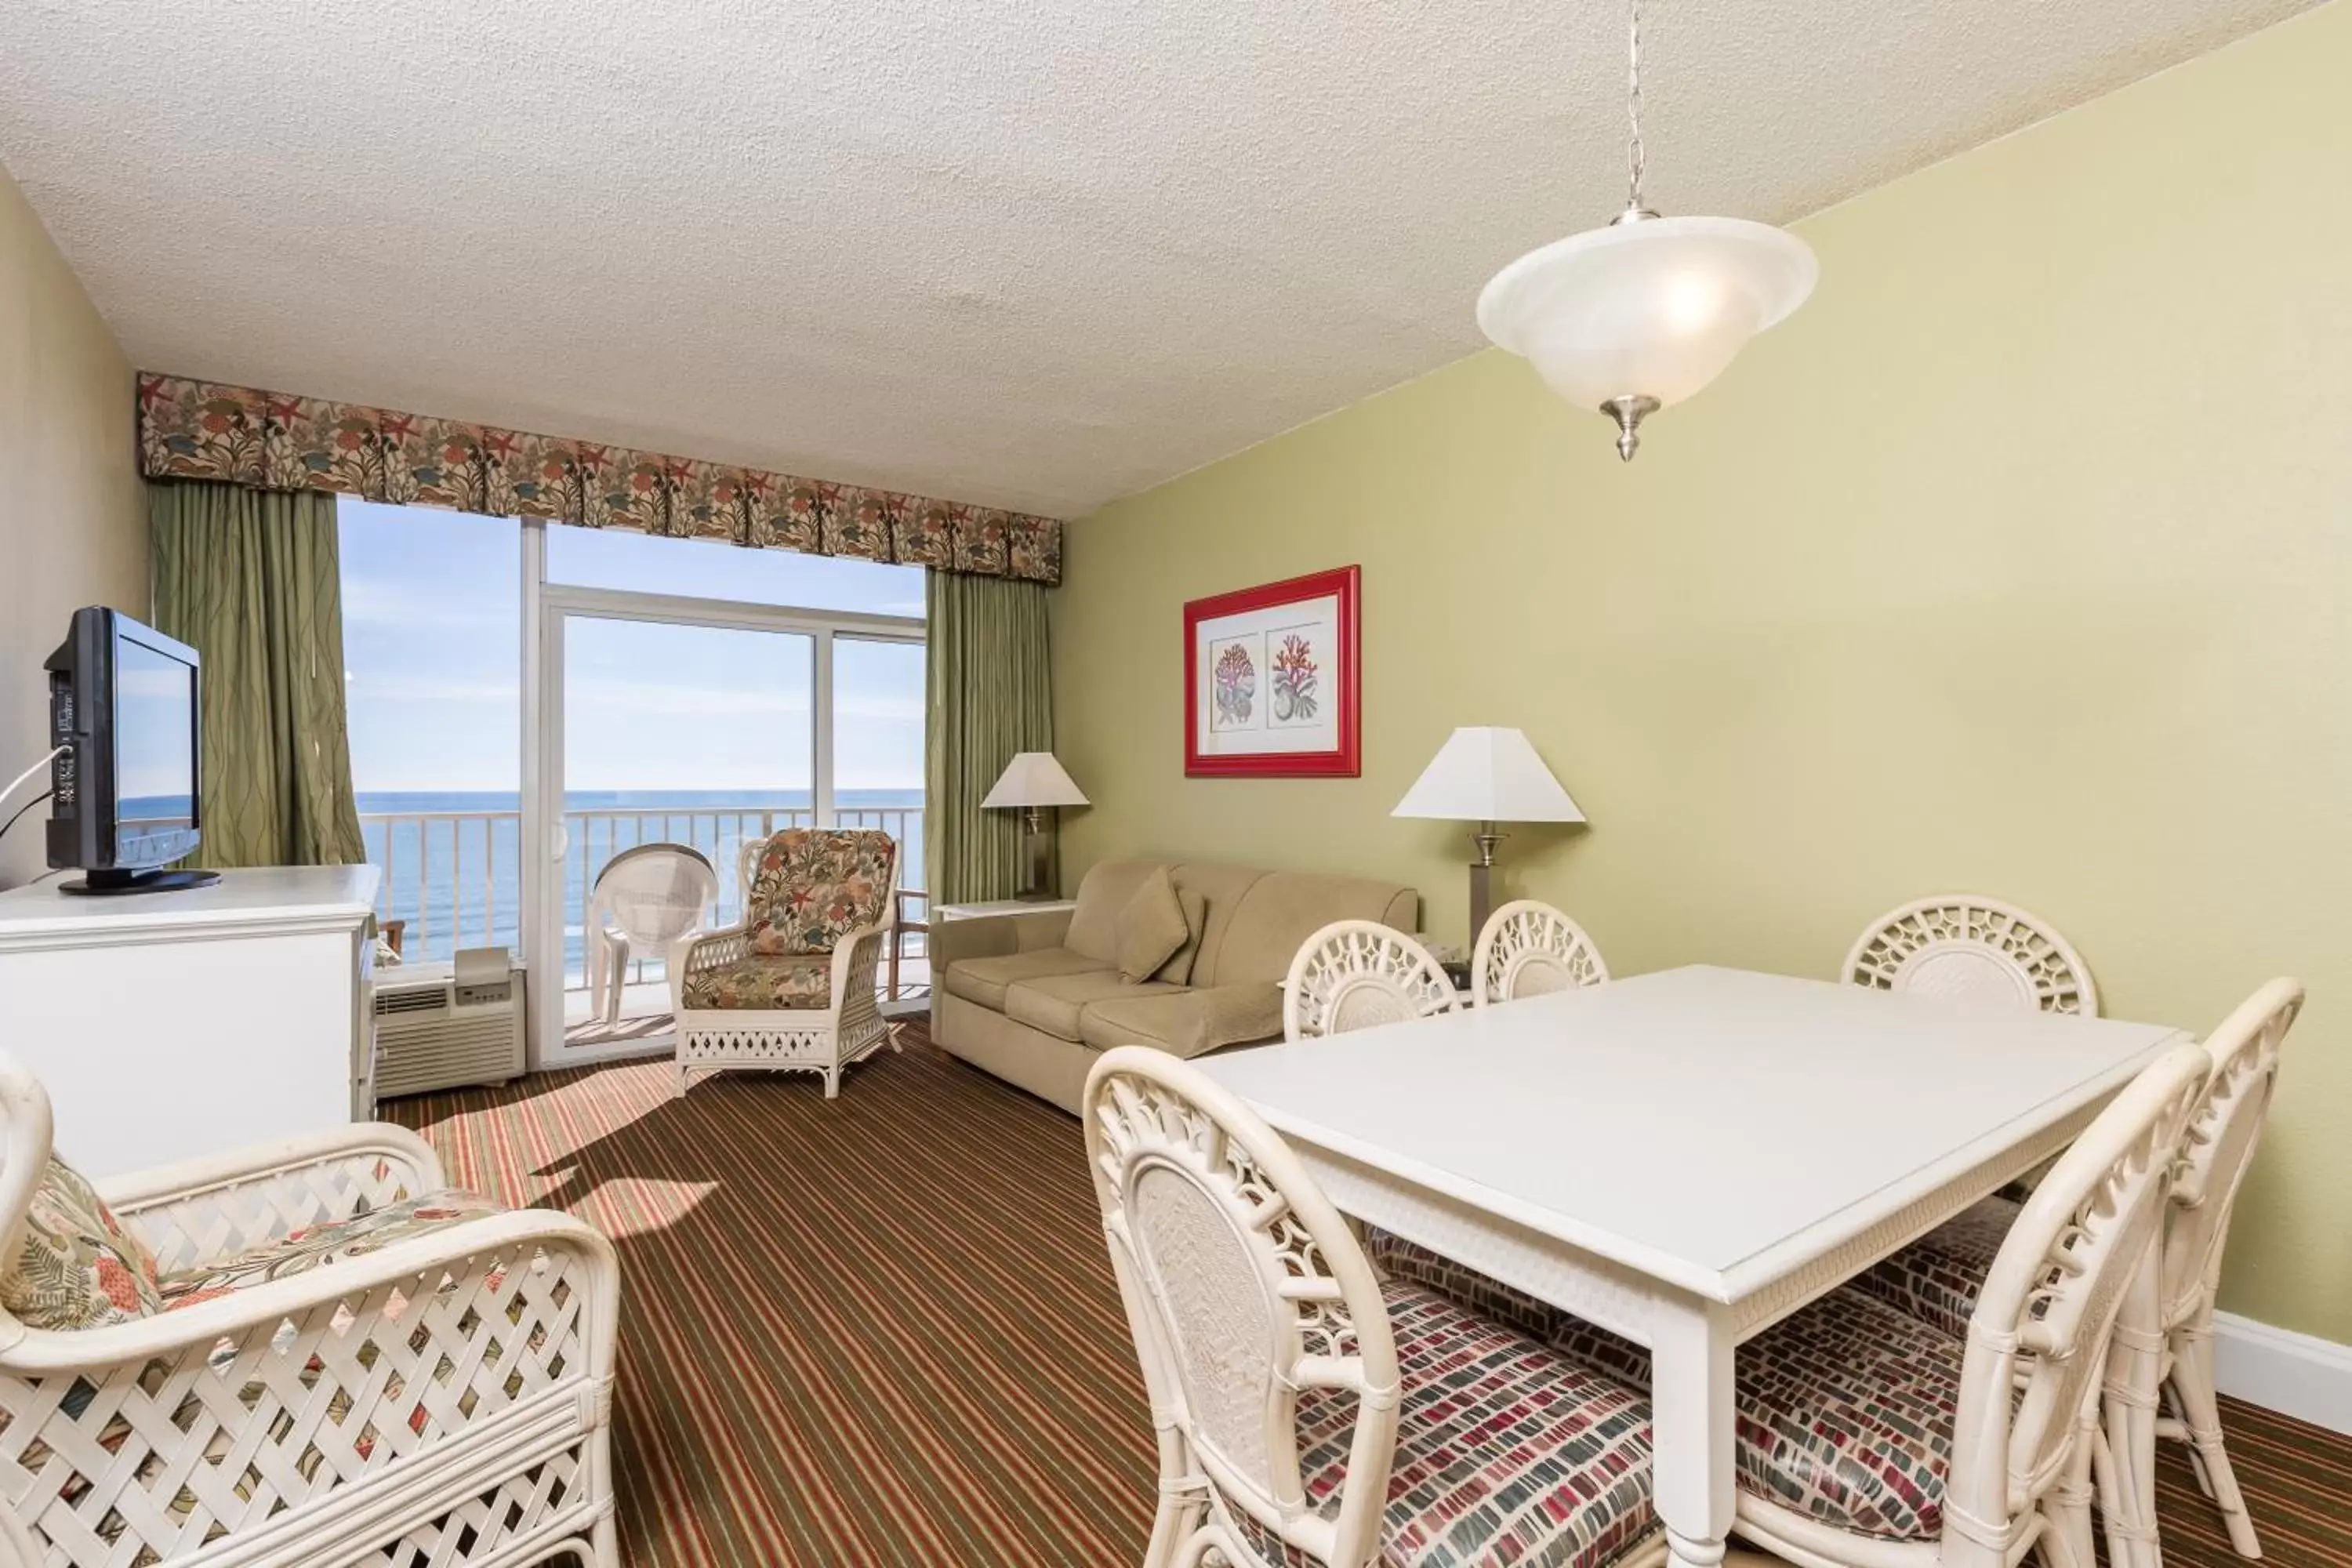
[1184,566,1359,776]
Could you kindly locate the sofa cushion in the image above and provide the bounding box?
[1063,859,1171,964]
[1152,885,1208,984]
[1200,869,1418,987]
[1004,971,1183,1042]
[2,1155,165,1330]
[1077,983,1285,1060]
[681,953,833,1010]
[1115,867,1190,982]
[942,946,1110,1011]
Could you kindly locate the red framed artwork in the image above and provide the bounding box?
[1184,565,1361,777]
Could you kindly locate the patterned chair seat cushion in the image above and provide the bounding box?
[160,1190,503,1308]
[744,829,896,956]
[1228,1281,1660,1568]
[1851,1196,2016,1342]
[1370,1235,1963,1544]
[680,953,833,1011]
[1,1156,165,1329]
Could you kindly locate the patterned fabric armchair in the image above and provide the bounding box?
[671,827,900,1098]
[0,1051,620,1568]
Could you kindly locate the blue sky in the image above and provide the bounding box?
[337,500,926,793]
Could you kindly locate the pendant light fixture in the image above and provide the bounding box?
[1477,0,1817,459]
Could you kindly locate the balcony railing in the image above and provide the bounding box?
[359,804,926,990]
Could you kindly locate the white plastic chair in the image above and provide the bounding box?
[586,842,717,1025]
[1844,894,2098,1015]
[1280,920,1456,1041]
[1472,898,1609,1005]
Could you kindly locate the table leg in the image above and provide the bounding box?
[1651,1295,1737,1568]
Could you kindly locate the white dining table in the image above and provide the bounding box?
[1195,964,2187,1568]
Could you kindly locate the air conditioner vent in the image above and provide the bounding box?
[369,961,524,1098]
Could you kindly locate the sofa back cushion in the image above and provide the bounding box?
[1196,871,1418,988]
[746,829,897,956]
[1064,857,1414,988]
[1065,859,1172,963]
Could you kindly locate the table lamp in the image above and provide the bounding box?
[1392,727,1584,942]
[982,751,1089,900]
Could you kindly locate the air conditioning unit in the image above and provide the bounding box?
[371,947,525,1098]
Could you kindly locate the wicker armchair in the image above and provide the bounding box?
[671,826,899,1098]
[0,1051,619,1568]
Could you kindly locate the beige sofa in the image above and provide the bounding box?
[930,858,1418,1112]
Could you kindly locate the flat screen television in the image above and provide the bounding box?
[44,607,218,895]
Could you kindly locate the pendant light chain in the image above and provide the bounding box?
[1625,0,1646,214]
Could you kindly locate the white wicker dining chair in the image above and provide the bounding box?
[2151,977,2303,1558]
[671,826,898,1098]
[0,1051,620,1568]
[586,841,718,1025]
[1844,895,2098,1015]
[1280,920,1456,1042]
[1082,1046,1668,1568]
[1727,1040,2209,1568]
[1853,978,2303,1560]
[1472,898,1609,1006]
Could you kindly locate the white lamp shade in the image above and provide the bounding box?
[1478,216,1816,410]
[982,751,1089,809]
[1392,728,1584,824]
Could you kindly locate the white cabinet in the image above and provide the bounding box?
[0,866,380,1178]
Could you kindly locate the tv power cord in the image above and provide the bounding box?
[1,746,68,815]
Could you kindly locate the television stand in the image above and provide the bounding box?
[60,867,223,896]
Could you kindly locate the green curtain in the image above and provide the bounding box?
[149,480,367,868]
[925,570,1054,902]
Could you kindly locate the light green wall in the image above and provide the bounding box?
[0,159,147,889]
[1051,1,2352,1340]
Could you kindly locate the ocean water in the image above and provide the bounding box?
[359,788,924,974]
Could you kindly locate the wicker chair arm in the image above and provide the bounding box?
[0,1206,618,1374]
[681,924,752,974]
[101,1123,450,1272]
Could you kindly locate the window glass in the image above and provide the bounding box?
[545,524,924,618]
[833,636,927,888]
[337,499,521,960]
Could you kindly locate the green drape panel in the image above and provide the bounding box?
[924,571,1054,902]
[149,480,367,869]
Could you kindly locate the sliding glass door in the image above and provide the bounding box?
[337,500,925,1071]
[532,589,922,1065]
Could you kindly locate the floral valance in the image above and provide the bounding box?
[136,372,1062,585]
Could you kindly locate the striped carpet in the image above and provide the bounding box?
[387,1025,2352,1568]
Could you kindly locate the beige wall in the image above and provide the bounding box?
[1053,1,2352,1340]
[0,161,147,888]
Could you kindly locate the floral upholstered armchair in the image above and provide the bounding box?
[670,827,900,1098]
[0,1051,620,1568]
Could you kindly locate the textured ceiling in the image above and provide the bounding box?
[0,0,2320,517]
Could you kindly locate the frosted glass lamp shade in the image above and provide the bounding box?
[1392,728,1583,825]
[981,752,1089,809]
[1478,216,1817,413]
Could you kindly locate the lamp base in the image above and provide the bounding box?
[1018,809,1055,900]
[1468,860,1495,951]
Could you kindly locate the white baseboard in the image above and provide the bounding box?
[2212,1311,2352,1435]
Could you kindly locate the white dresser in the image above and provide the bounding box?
[0,865,379,1178]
